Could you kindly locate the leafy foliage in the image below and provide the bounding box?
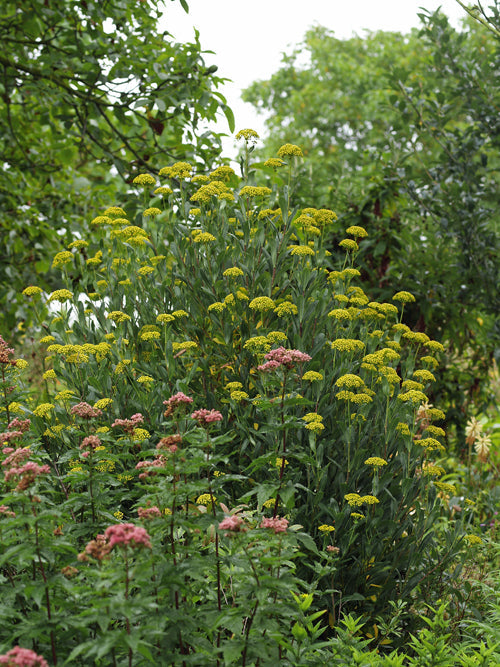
[0,0,233,333]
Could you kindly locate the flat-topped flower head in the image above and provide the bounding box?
[0,646,49,667]
[392,290,416,303]
[235,128,259,141]
[261,516,289,533]
[191,408,223,425]
[104,523,152,549]
[277,143,303,158]
[133,173,156,186]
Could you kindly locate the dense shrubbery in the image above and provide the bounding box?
[1,138,496,664]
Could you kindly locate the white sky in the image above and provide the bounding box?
[162,0,467,156]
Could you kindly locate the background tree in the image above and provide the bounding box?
[243,11,500,436]
[0,0,233,334]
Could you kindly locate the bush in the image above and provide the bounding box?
[0,135,482,663]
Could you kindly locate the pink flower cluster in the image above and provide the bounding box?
[111,413,144,434]
[2,448,50,492]
[0,420,31,444]
[0,336,16,365]
[260,516,289,534]
[157,434,182,453]
[0,505,15,518]
[80,435,101,452]
[0,646,49,667]
[104,523,152,549]
[135,455,166,479]
[218,515,246,533]
[191,408,223,425]
[257,347,312,373]
[71,402,102,419]
[163,391,194,417]
[137,506,162,520]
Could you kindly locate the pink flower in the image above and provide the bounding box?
[2,447,31,468]
[264,347,311,369]
[4,461,51,491]
[112,413,144,434]
[164,392,193,407]
[257,360,282,373]
[8,418,31,433]
[260,516,289,534]
[219,515,246,533]
[80,435,101,451]
[0,646,49,667]
[104,523,152,549]
[191,408,223,425]
[0,431,24,443]
[137,506,162,520]
[0,505,15,518]
[71,402,102,419]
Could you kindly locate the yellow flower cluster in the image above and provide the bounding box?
[159,161,193,179]
[223,267,244,278]
[364,457,388,468]
[249,296,275,312]
[193,231,216,243]
[302,370,323,381]
[33,403,55,418]
[318,524,335,533]
[157,314,175,324]
[235,129,259,141]
[107,311,131,323]
[52,251,74,268]
[303,413,324,433]
[239,186,272,198]
[277,143,303,158]
[133,173,156,186]
[392,291,415,303]
[330,338,365,353]
[48,289,73,303]
[345,493,380,507]
[274,301,298,317]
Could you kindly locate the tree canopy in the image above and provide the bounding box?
[1,0,233,331]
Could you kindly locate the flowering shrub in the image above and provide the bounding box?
[0,136,482,663]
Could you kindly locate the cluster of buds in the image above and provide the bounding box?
[191,408,223,425]
[78,523,152,561]
[257,347,311,373]
[2,447,50,492]
[135,454,166,479]
[111,412,144,434]
[157,433,182,453]
[163,392,193,418]
[71,402,103,420]
[0,336,16,366]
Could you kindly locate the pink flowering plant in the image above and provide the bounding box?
[0,134,487,664]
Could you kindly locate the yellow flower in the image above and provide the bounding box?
[345,225,368,238]
[263,158,285,168]
[225,381,243,390]
[104,206,127,217]
[208,302,226,313]
[22,285,43,297]
[290,245,315,256]
[262,498,276,508]
[47,289,73,302]
[154,186,173,195]
[339,238,359,251]
[107,311,131,323]
[172,341,197,352]
[33,403,55,418]
[364,457,388,468]
[140,330,161,341]
[266,331,287,343]
[133,428,150,441]
[330,338,365,353]
[318,524,335,532]
[143,207,162,217]
[464,534,483,546]
[43,369,57,380]
[345,493,363,507]
[230,390,249,402]
[328,308,351,320]
[397,390,428,404]
[157,314,175,324]
[114,511,124,520]
[91,215,112,226]
[137,375,154,384]
[159,161,192,178]
[52,251,74,268]
[172,310,189,318]
[243,336,271,352]
[223,267,244,278]
[197,493,215,506]
[15,359,28,369]
[336,374,365,389]
[137,266,155,276]
[277,143,303,158]
[249,296,275,311]
[133,173,156,186]
[93,398,113,410]
[274,301,298,317]
[235,128,259,141]
[392,291,416,303]
[239,185,272,198]
[193,232,216,243]
[302,370,323,381]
